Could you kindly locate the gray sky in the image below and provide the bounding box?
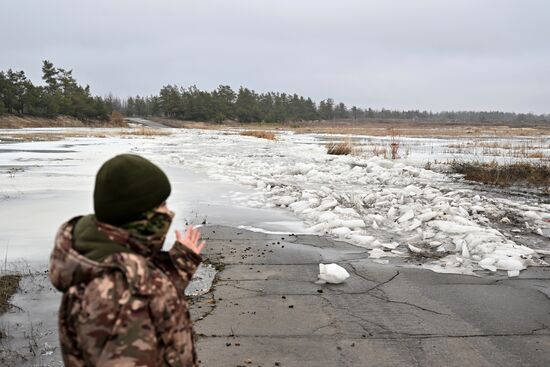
[1,0,549,113]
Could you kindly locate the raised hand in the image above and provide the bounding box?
[175,225,206,255]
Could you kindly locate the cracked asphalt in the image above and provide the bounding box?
[190,225,550,367]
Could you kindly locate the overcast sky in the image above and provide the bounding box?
[1,0,549,113]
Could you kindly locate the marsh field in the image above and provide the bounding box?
[0,121,549,366]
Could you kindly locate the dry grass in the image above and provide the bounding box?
[150,117,550,138]
[0,126,170,142]
[149,117,221,130]
[290,121,550,138]
[0,131,108,142]
[528,152,545,158]
[451,160,550,187]
[240,130,277,140]
[389,129,401,159]
[327,139,355,155]
[0,114,126,129]
[115,126,170,137]
[110,111,125,126]
[0,274,21,316]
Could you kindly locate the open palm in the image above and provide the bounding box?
[175,225,206,255]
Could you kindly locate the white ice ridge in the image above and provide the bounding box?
[140,130,549,276]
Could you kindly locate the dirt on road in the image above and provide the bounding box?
[1,226,549,366]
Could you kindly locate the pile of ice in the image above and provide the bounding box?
[275,158,548,277]
[139,130,549,277]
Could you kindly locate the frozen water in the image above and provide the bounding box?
[0,131,308,262]
[0,128,548,277]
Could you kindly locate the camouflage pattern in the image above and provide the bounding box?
[120,208,175,238]
[50,216,202,366]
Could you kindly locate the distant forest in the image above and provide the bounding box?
[1,61,549,124]
[0,61,110,120]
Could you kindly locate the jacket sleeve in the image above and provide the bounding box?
[168,241,202,289]
[58,290,87,367]
[76,273,158,367]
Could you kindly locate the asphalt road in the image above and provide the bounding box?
[125,117,169,129]
[1,225,548,366]
[191,225,550,367]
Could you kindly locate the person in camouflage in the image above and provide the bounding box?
[49,154,206,367]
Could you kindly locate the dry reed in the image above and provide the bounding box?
[240,130,277,140]
[0,274,21,316]
[450,160,550,187]
[327,139,354,155]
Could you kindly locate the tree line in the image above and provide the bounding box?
[122,86,550,124]
[1,61,549,124]
[0,61,111,119]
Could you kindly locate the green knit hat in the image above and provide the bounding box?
[93,154,171,225]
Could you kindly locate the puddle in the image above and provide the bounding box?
[0,273,62,366]
[185,264,217,296]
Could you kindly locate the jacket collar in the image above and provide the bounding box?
[49,216,156,296]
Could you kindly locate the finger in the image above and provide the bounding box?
[193,229,201,244]
[197,241,206,253]
[187,230,196,245]
[185,226,193,241]
[188,226,198,243]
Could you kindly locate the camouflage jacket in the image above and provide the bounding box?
[49,216,202,367]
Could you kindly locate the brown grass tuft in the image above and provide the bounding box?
[528,151,545,159]
[110,111,125,126]
[450,160,550,187]
[0,274,21,316]
[327,139,354,155]
[389,128,401,159]
[240,130,277,140]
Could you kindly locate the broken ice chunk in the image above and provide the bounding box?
[381,242,399,250]
[331,227,351,237]
[407,219,422,231]
[408,244,423,253]
[349,235,376,248]
[317,263,350,284]
[495,258,525,272]
[403,185,422,195]
[417,211,439,222]
[398,210,414,223]
[369,248,387,259]
[500,217,511,224]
